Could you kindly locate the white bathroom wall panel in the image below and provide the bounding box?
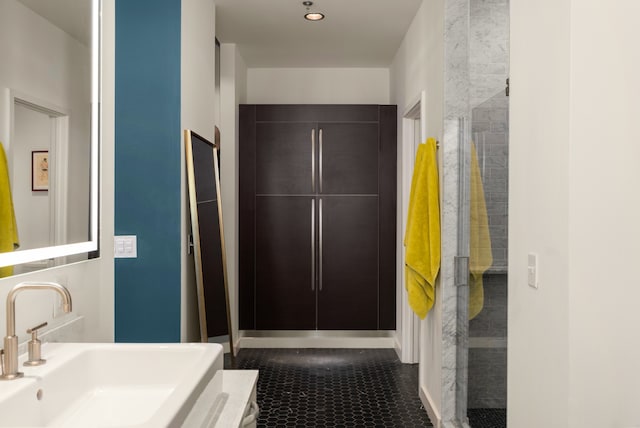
[247,68,390,105]
[181,0,216,343]
[567,1,640,426]
[510,0,640,426]
[509,0,572,425]
[98,0,116,343]
[220,43,248,351]
[181,0,216,144]
[389,0,445,422]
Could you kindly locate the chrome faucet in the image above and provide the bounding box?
[0,282,72,380]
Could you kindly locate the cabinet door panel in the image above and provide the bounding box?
[256,123,316,195]
[256,196,316,329]
[239,105,257,328]
[320,123,379,195]
[318,197,379,329]
[378,105,397,329]
[255,104,380,122]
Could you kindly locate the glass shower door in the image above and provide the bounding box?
[466,90,509,427]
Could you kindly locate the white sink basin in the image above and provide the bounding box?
[0,342,223,427]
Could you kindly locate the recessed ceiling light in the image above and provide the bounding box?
[304,12,325,21]
[302,1,324,21]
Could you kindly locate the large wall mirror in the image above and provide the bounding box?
[0,0,99,277]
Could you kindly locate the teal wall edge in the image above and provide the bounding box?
[114,0,182,342]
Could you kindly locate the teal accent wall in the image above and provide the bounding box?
[115,0,181,342]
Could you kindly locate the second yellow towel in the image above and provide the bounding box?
[0,142,19,278]
[469,142,493,319]
[404,138,441,319]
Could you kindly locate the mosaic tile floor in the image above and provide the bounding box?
[467,408,507,428]
[225,348,433,427]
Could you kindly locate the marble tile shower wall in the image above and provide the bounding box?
[472,92,509,270]
[470,0,509,109]
[470,0,509,271]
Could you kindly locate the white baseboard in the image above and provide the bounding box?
[420,385,442,428]
[237,334,395,349]
[393,334,403,360]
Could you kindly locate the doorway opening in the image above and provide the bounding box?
[10,93,69,273]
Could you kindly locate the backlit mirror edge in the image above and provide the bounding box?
[0,0,100,270]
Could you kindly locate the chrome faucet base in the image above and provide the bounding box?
[0,371,23,381]
[24,359,46,367]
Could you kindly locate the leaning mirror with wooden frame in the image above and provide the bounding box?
[184,130,234,360]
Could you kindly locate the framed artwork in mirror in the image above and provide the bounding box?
[31,150,49,191]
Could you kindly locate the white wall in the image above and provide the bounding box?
[509,1,571,425]
[0,0,91,257]
[510,0,640,426]
[99,0,116,344]
[389,0,445,422]
[0,0,115,345]
[247,68,389,104]
[180,0,216,342]
[509,0,571,425]
[220,43,247,350]
[568,1,640,426]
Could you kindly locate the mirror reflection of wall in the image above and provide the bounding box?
[14,103,54,254]
[0,0,92,275]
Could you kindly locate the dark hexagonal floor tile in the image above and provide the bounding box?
[226,348,434,427]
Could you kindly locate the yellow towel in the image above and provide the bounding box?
[469,142,493,319]
[404,138,441,319]
[0,142,19,278]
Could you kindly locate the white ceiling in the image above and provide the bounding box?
[17,0,91,46]
[215,0,423,68]
[15,0,422,67]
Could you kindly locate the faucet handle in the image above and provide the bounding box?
[26,322,48,338]
[24,322,48,367]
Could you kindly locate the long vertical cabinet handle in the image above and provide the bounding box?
[311,199,315,291]
[319,198,323,291]
[311,129,316,192]
[319,128,323,193]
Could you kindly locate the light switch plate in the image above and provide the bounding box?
[114,235,137,258]
[527,253,538,289]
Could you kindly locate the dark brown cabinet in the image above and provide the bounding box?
[255,123,315,195]
[239,104,396,330]
[255,196,316,329]
[318,197,379,329]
